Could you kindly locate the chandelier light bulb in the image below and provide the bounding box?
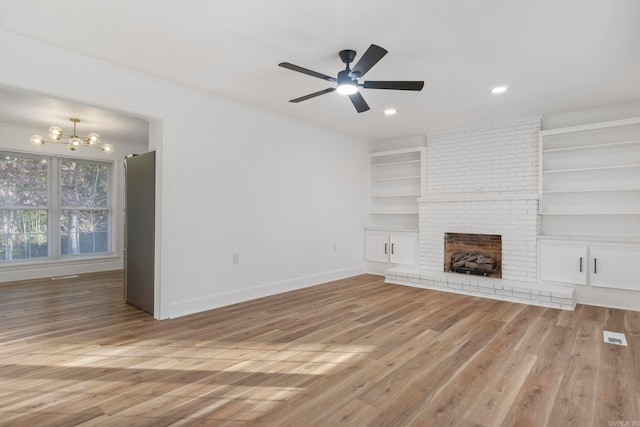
[70,137,83,149]
[49,126,63,140]
[87,132,101,144]
[101,144,114,153]
[30,135,45,145]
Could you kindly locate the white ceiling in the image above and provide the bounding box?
[0,85,149,144]
[1,0,639,141]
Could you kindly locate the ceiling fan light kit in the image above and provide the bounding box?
[30,118,114,153]
[279,44,424,113]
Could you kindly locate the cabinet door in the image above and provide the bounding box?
[390,232,418,266]
[539,241,588,285]
[590,246,640,290]
[365,232,390,263]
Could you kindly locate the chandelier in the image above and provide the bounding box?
[30,118,114,153]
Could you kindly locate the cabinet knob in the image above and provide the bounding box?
[384,243,388,254]
[579,257,583,272]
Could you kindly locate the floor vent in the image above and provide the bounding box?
[603,331,627,346]
[50,275,80,281]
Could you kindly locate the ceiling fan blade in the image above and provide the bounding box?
[348,92,370,113]
[363,81,425,91]
[289,87,336,103]
[279,62,337,82]
[350,44,388,78]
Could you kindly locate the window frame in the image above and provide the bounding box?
[0,150,114,264]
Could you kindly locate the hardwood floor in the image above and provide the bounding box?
[0,272,638,426]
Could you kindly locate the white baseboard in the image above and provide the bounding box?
[169,265,365,318]
[574,286,640,312]
[365,261,409,276]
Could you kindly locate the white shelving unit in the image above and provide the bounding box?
[365,147,425,272]
[368,147,426,215]
[539,117,640,239]
[538,117,640,298]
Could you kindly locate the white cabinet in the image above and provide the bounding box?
[365,232,391,263]
[590,246,640,291]
[365,231,417,265]
[539,117,640,239]
[539,241,587,285]
[369,147,426,215]
[539,240,640,290]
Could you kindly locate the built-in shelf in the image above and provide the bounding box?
[539,117,640,241]
[371,194,421,198]
[537,234,640,244]
[542,188,640,194]
[542,139,640,153]
[370,211,419,215]
[540,212,640,215]
[368,147,425,231]
[542,164,640,174]
[371,159,421,167]
[364,226,419,232]
[371,175,421,182]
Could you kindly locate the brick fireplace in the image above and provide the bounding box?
[385,118,575,310]
[419,194,538,282]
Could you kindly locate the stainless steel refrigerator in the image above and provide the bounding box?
[124,151,155,314]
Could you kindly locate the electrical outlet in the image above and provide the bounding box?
[332,243,337,252]
[232,253,240,264]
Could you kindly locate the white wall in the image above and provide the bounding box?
[0,32,369,318]
[0,123,149,281]
[543,101,640,130]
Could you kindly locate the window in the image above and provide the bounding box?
[0,152,112,263]
[0,155,48,261]
[60,160,110,255]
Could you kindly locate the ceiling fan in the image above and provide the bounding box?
[278,44,424,113]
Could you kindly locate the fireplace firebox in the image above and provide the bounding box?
[444,233,502,278]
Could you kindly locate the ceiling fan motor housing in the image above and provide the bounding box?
[337,69,357,86]
[339,49,357,65]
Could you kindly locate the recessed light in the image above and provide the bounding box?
[384,108,397,115]
[491,86,508,94]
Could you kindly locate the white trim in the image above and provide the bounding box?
[0,255,121,282]
[573,286,640,312]
[364,226,419,232]
[369,147,425,158]
[168,266,365,319]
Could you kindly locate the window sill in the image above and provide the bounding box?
[0,254,121,271]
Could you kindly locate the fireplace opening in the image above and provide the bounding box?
[444,233,502,278]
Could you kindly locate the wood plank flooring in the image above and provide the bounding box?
[0,272,638,426]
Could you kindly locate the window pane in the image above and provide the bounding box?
[60,210,109,255]
[61,160,109,208]
[0,209,48,261]
[0,155,48,207]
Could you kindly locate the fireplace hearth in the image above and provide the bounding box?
[444,233,502,279]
